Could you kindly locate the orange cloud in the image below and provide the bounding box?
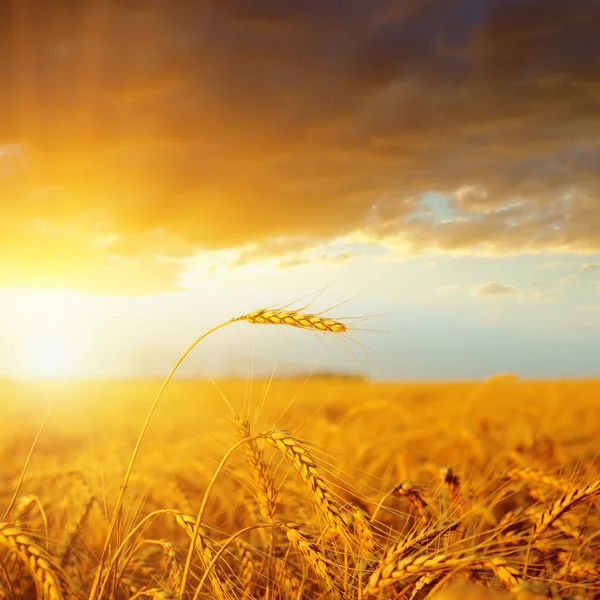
[2,1,600,291]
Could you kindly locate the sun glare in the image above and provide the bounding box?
[20,289,83,379]
[29,336,78,379]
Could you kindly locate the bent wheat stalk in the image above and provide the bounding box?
[192,524,271,600]
[179,435,265,596]
[90,304,349,600]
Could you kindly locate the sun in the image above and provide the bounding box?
[19,289,83,379]
[29,336,78,379]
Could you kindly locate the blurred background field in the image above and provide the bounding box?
[1,376,599,598]
[2,376,599,523]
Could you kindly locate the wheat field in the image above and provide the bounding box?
[1,311,599,600]
[1,371,599,600]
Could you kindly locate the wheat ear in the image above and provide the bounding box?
[237,541,262,597]
[280,522,340,600]
[393,481,431,526]
[265,431,350,536]
[0,522,67,600]
[350,506,377,559]
[505,466,573,492]
[173,511,230,600]
[236,416,279,523]
[60,494,96,569]
[556,552,599,579]
[366,551,522,595]
[534,477,600,536]
[234,308,347,332]
[380,520,461,568]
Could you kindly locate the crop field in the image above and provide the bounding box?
[1,373,599,600]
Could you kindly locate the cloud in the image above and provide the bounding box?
[189,240,357,274]
[580,263,600,270]
[2,0,600,291]
[559,274,578,284]
[578,305,600,311]
[277,250,356,270]
[475,281,518,297]
[475,281,559,302]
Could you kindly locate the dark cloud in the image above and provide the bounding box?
[1,0,600,291]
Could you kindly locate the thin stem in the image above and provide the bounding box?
[96,509,176,600]
[89,319,234,600]
[179,434,265,596]
[370,488,395,523]
[192,524,272,600]
[4,403,54,520]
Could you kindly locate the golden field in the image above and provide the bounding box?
[1,375,599,599]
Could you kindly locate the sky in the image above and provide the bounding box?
[0,0,599,380]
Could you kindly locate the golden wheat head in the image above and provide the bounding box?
[0,521,67,600]
[234,308,347,333]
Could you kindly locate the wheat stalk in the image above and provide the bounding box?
[90,304,348,600]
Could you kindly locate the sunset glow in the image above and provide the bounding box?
[0,1,598,379]
[1,5,599,599]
